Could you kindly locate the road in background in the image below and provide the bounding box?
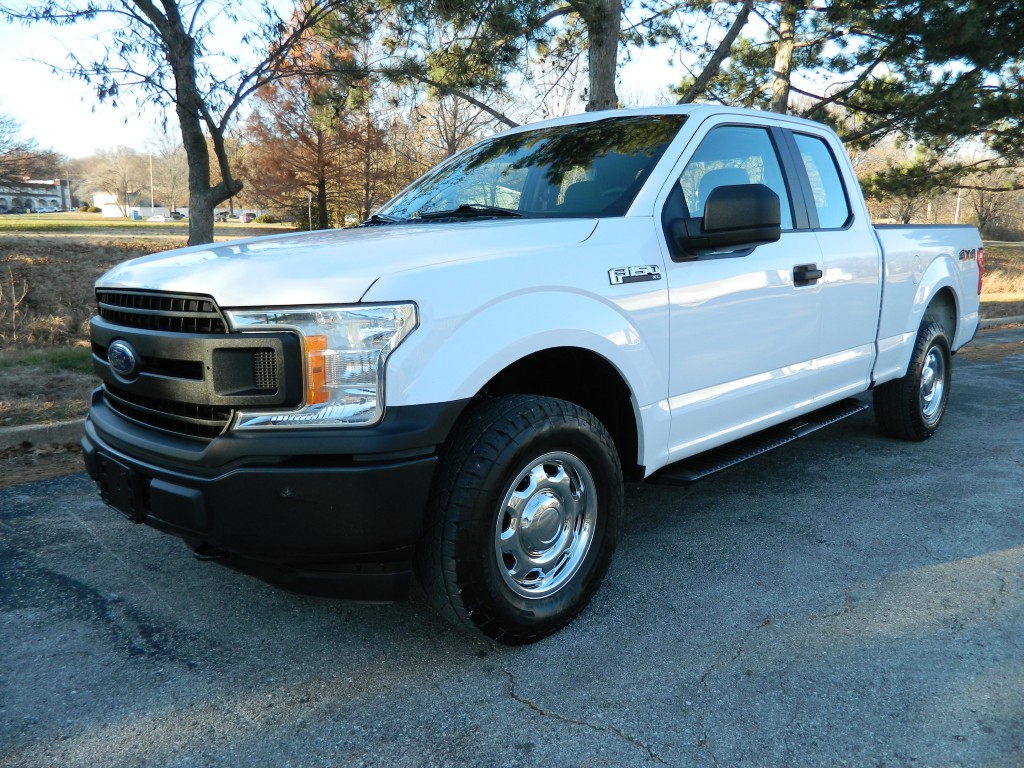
[3,327,1022,767]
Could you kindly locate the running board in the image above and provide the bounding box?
[649,398,869,486]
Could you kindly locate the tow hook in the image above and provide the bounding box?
[193,543,230,562]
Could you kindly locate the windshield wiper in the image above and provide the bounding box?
[361,212,403,226]
[417,203,525,220]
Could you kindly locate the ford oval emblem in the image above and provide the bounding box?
[108,340,140,380]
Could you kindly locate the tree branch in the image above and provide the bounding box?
[416,77,520,128]
[677,0,754,104]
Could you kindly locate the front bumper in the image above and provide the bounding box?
[82,392,468,601]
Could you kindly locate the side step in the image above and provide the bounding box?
[649,398,869,486]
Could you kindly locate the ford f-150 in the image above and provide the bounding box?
[82,106,983,644]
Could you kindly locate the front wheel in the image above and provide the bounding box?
[873,320,952,441]
[416,395,623,644]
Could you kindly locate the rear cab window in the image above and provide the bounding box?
[792,133,851,229]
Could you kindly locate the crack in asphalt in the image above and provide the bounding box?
[502,668,670,766]
[694,635,754,768]
[992,573,1009,609]
[778,660,800,766]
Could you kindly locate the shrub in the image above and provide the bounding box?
[254,214,276,224]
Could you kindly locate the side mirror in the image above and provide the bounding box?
[672,184,782,257]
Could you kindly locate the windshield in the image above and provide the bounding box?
[378,114,687,222]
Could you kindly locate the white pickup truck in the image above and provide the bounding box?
[83,106,983,644]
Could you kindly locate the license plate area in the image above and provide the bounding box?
[96,453,149,523]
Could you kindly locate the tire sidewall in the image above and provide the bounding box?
[911,323,952,434]
[452,408,622,639]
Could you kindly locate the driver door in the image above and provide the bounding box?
[660,120,825,462]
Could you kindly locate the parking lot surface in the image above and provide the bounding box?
[2,326,1022,767]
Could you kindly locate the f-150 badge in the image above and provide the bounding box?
[609,265,662,285]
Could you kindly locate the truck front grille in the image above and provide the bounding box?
[92,290,299,441]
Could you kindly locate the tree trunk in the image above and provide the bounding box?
[315,131,329,229]
[581,0,622,112]
[362,102,373,221]
[770,0,802,114]
[134,1,242,246]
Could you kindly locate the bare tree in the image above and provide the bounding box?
[146,125,188,212]
[3,1,346,245]
[87,146,148,216]
[0,109,60,185]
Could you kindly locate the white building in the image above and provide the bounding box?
[0,179,72,213]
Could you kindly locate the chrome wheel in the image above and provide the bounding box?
[494,451,598,599]
[919,345,947,425]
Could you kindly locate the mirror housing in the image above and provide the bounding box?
[672,183,782,257]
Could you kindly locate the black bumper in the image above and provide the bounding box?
[82,393,469,601]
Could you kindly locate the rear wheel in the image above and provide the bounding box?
[417,395,623,644]
[873,320,952,441]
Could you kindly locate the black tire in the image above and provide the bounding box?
[873,319,952,441]
[416,395,623,645]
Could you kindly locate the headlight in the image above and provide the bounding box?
[226,304,417,429]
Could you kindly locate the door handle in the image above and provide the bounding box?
[793,264,823,287]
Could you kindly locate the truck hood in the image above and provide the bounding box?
[96,219,598,307]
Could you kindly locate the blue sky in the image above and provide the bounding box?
[0,16,680,160]
[0,17,167,158]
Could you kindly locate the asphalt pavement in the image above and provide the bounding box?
[2,326,1022,768]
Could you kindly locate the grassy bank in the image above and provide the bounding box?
[0,346,95,428]
[0,211,295,237]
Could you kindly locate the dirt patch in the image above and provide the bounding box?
[981,295,1024,320]
[0,442,84,488]
[0,364,95,427]
[956,328,1024,363]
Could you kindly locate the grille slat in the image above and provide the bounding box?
[105,385,231,439]
[97,289,227,334]
[96,289,233,439]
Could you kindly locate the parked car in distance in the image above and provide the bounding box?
[169,211,185,220]
[240,213,255,223]
[147,215,167,222]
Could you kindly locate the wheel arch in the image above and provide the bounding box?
[479,347,643,481]
[924,286,958,342]
[877,264,967,385]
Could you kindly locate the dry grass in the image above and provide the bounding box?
[0,219,292,348]
[0,364,95,427]
[980,243,1024,320]
[0,235,185,348]
[983,243,1024,295]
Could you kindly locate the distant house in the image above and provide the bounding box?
[0,179,72,213]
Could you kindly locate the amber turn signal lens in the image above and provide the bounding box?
[305,335,329,405]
